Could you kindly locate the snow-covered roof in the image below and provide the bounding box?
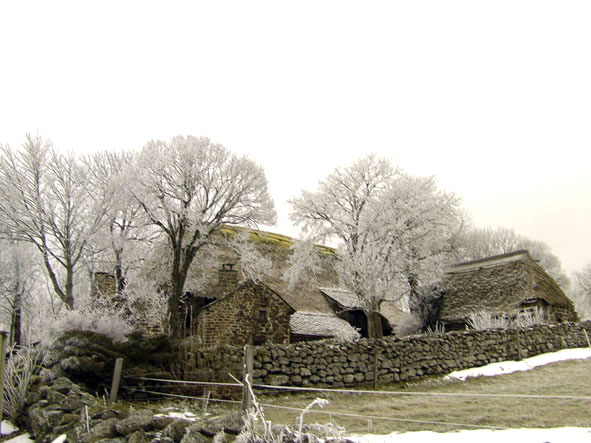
[319,287,361,309]
[290,312,360,341]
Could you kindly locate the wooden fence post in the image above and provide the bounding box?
[109,358,124,406]
[0,331,7,435]
[242,345,254,412]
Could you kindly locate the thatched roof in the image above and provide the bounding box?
[290,312,360,340]
[191,226,339,315]
[440,250,574,323]
[379,301,406,327]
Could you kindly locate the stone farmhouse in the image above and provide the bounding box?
[439,250,578,330]
[176,227,402,346]
[93,228,577,345]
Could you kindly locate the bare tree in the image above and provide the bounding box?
[84,150,156,294]
[372,173,465,325]
[290,156,464,338]
[571,264,591,320]
[0,134,110,309]
[130,135,276,337]
[0,239,38,346]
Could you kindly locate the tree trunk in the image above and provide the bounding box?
[11,249,23,346]
[11,295,22,347]
[168,246,196,338]
[168,283,183,338]
[367,311,384,339]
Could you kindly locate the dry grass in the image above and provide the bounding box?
[257,358,591,435]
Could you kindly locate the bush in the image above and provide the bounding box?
[3,344,45,420]
[46,298,133,344]
[467,308,548,330]
[395,312,423,337]
[467,310,510,330]
[514,307,547,328]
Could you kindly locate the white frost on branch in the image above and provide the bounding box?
[282,240,323,290]
[128,135,276,336]
[290,155,465,337]
[226,231,273,284]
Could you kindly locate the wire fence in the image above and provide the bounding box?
[118,365,591,433]
[119,380,512,431]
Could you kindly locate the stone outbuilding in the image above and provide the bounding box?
[320,287,403,337]
[439,250,578,330]
[196,280,295,347]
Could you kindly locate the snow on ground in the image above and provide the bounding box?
[445,348,591,381]
[347,347,591,442]
[155,410,198,421]
[347,427,591,443]
[1,421,18,436]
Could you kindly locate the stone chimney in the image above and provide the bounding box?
[91,272,117,297]
[218,263,238,296]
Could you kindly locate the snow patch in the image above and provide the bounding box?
[445,348,591,381]
[348,427,591,443]
[1,421,18,435]
[155,411,198,421]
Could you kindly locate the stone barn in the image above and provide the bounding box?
[439,250,578,330]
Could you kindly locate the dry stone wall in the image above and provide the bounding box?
[246,321,591,387]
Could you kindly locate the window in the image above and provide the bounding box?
[257,308,268,322]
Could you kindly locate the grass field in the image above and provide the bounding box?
[255,358,591,435]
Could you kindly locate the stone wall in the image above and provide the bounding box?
[25,374,244,442]
[232,321,591,387]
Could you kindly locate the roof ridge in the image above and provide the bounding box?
[448,250,533,273]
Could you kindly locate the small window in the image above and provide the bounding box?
[257,308,268,322]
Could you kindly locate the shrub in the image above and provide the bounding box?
[467,308,548,330]
[514,307,547,328]
[467,310,510,330]
[3,344,45,420]
[395,312,423,336]
[47,299,133,344]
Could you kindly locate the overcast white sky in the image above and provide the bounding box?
[1,1,590,273]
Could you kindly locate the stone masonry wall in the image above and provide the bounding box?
[198,321,591,388]
[197,281,293,347]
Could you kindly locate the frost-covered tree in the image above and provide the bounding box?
[459,226,570,290]
[0,135,111,309]
[129,135,276,337]
[290,155,464,338]
[571,264,591,320]
[226,231,274,284]
[84,150,156,294]
[371,173,465,324]
[282,240,323,291]
[0,239,38,346]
